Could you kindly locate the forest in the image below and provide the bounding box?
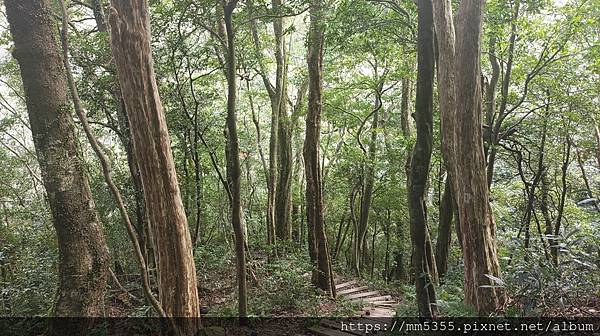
[0,0,599,335]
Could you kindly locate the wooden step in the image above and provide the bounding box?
[369,300,396,305]
[362,307,395,318]
[335,281,357,290]
[351,295,392,302]
[337,286,369,296]
[344,290,381,300]
[370,303,395,308]
[308,325,356,336]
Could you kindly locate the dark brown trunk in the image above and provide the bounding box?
[223,0,248,320]
[552,137,571,265]
[594,123,600,168]
[575,145,600,212]
[355,86,382,275]
[400,78,411,136]
[484,36,499,187]
[91,0,108,33]
[435,177,453,278]
[305,0,335,297]
[408,0,437,317]
[274,34,293,244]
[486,0,520,186]
[6,0,109,326]
[108,0,200,331]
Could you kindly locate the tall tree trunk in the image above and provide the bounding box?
[574,145,600,212]
[5,0,109,327]
[305,0,335,297]
[435,177,453,278]
[250,0,293,244]
[484,35,499,187]
[408,0,437,317]
[88,0,153,279]
[432,0,505,315]
[594,123,600,169]
[552,137,571,265]
[390,77,412,281]
[273,0,293,243]
[108,0,200,331]
[91,0,108,33]
[356,102,380,275]
[486,0,520,186]
[223,0,248,320]
[400,78,412,136]
[59,0,167,319]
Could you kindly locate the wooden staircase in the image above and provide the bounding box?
[306,280,398,335]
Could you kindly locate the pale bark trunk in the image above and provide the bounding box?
[108,1,200,331]
[432,0,505,314]
[59,0,166,318]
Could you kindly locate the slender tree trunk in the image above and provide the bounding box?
[486,0,520,186]
[400,78,412,136]
[408,0,437,317]
[356,105,380,275]
[484,36,499,187]
[435,177,453,278]
[90,0,108,33]
[575,145,600,212]
[390,76,412,282]
[305,0,335,297]
[432,0,505,314]
[594,123,600,169]
[273,0,293,242]
[222,0,248,321]
[249,0,288,247]
[108,1,200,331]
[552,137,571,265]
[5,0,109,327]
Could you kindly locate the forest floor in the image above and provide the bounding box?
[103,246,406,335]
[102,246,599,335]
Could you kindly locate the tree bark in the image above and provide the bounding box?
[435,176,453,278]
[408,0,437,317]
[305,0,335,297]
[484,35,499,187]
[355,102,380,275]
[400,78,412,136]
[486,0,520,186]
[432,0,505,315]
[59,0,167,318]
[552,137,571,265]
[574,145,600,212]
[5,0,109,326]
[594,123,600,169]
[223,0,248,321]
[108,0,200,331]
